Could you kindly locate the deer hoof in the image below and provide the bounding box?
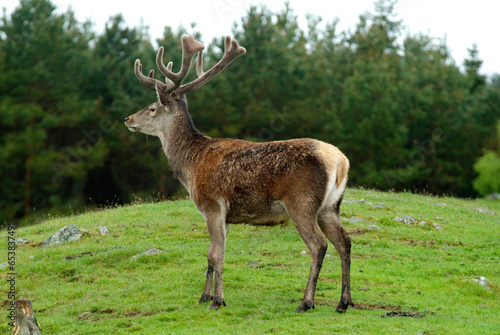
[209,297,226,310]
[294,300,314,313]
[198,294,213,304]
[335,297,354,313]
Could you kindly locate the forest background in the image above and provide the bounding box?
[1,0,499,224]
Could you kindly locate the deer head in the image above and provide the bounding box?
[124,35,246,137]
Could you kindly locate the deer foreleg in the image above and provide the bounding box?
[200,213,228,310]
[199,247,214,304]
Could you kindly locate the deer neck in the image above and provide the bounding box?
[158,102,209,188]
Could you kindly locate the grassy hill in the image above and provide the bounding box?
[2,188,499,334]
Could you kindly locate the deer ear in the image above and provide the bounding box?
[156,82,171,106]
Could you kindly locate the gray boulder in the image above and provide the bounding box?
[471,276,490,289]
[395,216,419,224]
[485,193,500,200]
[474,208,495,215]
[347,216,365,224]
[42,224,81,246]
[98,226,110,235]
[15,238,32,245]
[131,248,164,260]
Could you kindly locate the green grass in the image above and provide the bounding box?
[2,188,499,334]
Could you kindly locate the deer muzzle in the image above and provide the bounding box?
[124,117,138,132]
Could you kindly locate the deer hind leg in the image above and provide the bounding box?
[317,206,353,312]
[285,201,328,313]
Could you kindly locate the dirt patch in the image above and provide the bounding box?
[353,303,399,311]
[399,238,462,248]
[271,263,294,268]
[347,228,366,236]
[352,253,376,259]
[125,311,141,317]
[380,311,425,318]
[65,251,93,260]
[314,299,335,307]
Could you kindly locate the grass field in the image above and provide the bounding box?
[2,188,499,334]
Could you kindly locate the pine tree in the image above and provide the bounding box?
[0,0,95,220]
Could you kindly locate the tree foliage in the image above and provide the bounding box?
[473,122,500,196]
[1,0,499,223]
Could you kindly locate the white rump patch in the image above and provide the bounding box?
[314,141,348,210]
[321,171,347,209]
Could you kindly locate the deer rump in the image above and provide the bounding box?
[190,138,348,226]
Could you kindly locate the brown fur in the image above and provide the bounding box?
[124,37,353,313]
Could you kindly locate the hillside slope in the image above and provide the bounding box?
[2,189,499,334]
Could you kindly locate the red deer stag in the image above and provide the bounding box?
[124,35,353,313]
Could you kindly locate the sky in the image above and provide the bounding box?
[2,0,499,75]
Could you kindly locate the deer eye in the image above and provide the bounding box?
[149,107,156,114]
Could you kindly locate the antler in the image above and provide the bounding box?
[134,61,159,91]
[134,35,246,97]
[174,36,246,96]
[156,35,205,92]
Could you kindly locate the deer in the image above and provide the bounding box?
[124,35,353,313]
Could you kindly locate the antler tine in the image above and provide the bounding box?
[196,50,205,77]
[134,60,157,91]
[174,36,246,96]
[156,35,205,93]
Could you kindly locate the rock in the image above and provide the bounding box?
[347,216,365,224]
[435,202,447,206]
[14,238,32,245]
[485,193,500,200]
[417,221,443,230]
[131,248,164,260]
[474,208,495,215]
[42,224,81,246]
[373,203,386,208]
[97,226,110,235]
[432,223,443,230]
[248,262,259,268]
[343,199,373,206]
[471,276,490,289]
[367,224,382,231]
[0,262,8,269]
[395,216,418,224]
[300,250,307,255]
